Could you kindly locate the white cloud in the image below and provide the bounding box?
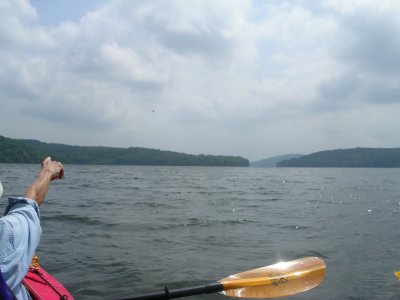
[1,0,400,160]
[0,0,56,48]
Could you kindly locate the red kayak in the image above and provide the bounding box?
[22,256,74,300]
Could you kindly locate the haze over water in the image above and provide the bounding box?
[1,164,399,299]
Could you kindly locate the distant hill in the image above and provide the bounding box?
[277,147,400,168]
[251,154,303,167]
[0,135,249,167]
[0,136,40,163]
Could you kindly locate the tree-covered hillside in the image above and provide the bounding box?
[0,136,40,163]
[0,136,249,166]
[277,148,400,167]
[250,154,303,167]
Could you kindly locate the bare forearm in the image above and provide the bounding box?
[24,170,54,206]
[23,157,64,206]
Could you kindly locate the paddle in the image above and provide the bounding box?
[114,256,326,300]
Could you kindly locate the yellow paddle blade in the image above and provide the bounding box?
[220,257,326,298]
[395,271,400,282]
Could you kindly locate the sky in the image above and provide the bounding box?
[1,0,400,161]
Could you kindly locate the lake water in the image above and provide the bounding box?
[1,164,400,300]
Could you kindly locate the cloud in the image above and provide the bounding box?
[0,0,56,48]
[340,11,400,74]
[311,2,400,113]
[1,0,400,160]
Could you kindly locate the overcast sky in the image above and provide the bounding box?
[1,0,400,161]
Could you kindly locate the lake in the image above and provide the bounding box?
[1,164,399,299]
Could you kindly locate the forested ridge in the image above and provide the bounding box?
[277,147,400,167]
[0,135,249,166]
[250,154,303,167]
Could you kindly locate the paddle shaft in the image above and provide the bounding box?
[115,282,223,300]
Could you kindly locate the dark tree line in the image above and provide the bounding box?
[277,147,400,168]
[0,136,41,163]
[0,136,249,167]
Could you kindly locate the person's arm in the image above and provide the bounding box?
[24,157,64,206]
[0,157,65,297]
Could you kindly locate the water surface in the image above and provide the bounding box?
[1,165,399,299]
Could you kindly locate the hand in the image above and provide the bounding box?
[41,157,64,180]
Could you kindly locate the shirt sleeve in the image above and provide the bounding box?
[0,197,42,293]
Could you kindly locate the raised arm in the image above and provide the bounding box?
[24,157,64,206]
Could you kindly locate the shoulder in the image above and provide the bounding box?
[5,197,40,219]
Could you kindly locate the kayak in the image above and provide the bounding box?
[22,256,74,300]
